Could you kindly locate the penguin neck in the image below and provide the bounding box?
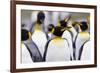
[53,37,61,40]
[35,23,42,31]
[80,29,89,33]
[52,37,62,44]
[79,31,89,36]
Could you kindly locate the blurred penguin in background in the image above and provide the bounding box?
[58,15,74,60]
[61,21,81,60]
[30,11,46,34]
[21,28,43,63]
[72,22,81,33]
[75,21,90,60]
[61,27,74,60]
[31,11,48,58]
[47,24,55,40]
[43,26,71,62]
[69,22,80,44]
[59,15,78,43]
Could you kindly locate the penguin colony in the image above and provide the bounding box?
[21,11,90,63]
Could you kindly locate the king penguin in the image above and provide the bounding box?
[21,29,43,63]
[47,24,55,40]
[59,17,74,60]
[31,29,48,58]
[43,26,71,62]
[21,29,34,63]
[62,29,74,60]
[75,21,90,60]
[31,11,48,58]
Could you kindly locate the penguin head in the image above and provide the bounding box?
[53,26,65,37]
[60,20,67,27]
[60,15,71,28]
[48,24,55,33]
[80,21,88,32]
[37,11,45,24]
[21,29,31,41]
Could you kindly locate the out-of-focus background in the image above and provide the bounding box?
[21,10,89,31]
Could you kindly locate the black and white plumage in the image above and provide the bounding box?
[43,37,71,62]
[32,29,48,57]
[81,41,91,60]
[75,32,90,60]
[62,30,74,60]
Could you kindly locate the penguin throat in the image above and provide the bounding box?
[35,23,42,30]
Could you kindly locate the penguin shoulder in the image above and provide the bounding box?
[50,37,67,46]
